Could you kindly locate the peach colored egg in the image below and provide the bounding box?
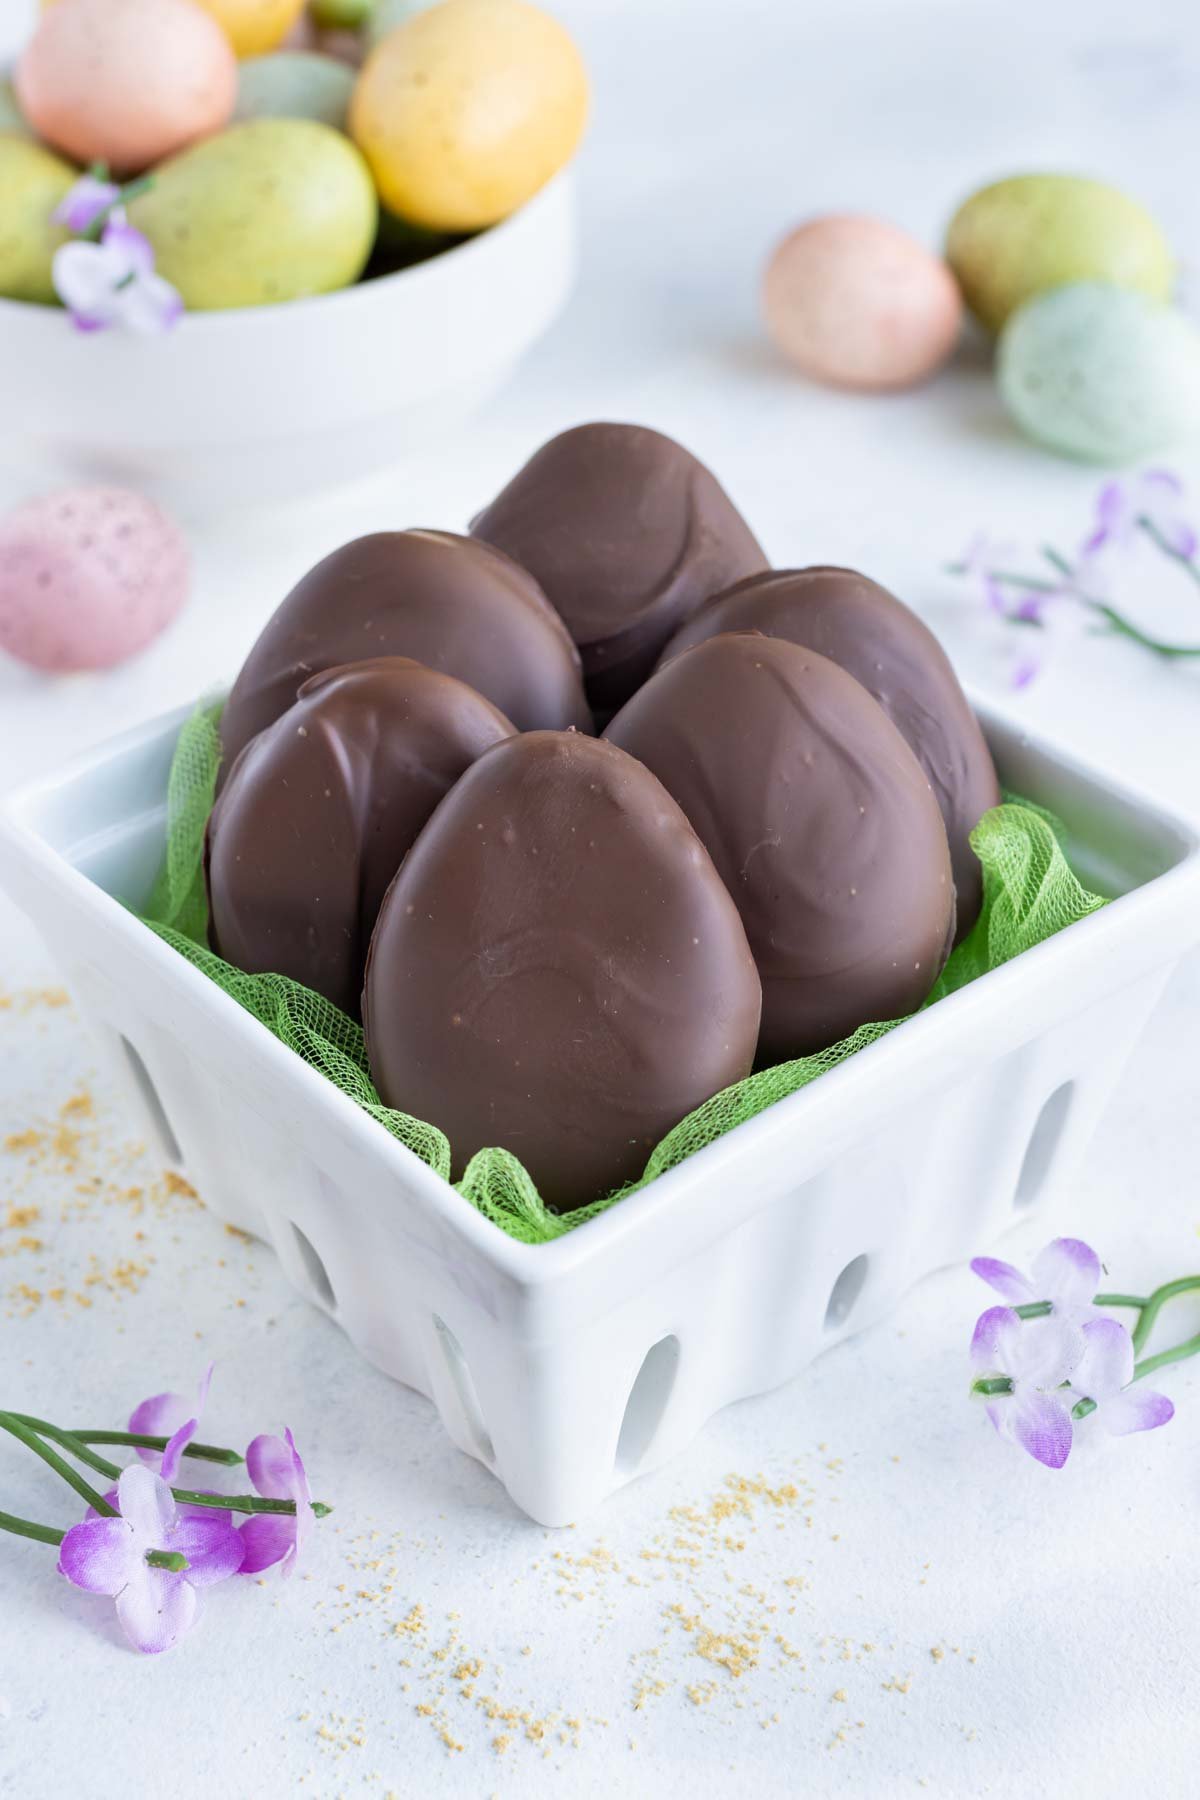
[0,487,189,674]
[17,0,237,178]
[762,214,963,391]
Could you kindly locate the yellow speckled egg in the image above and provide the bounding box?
[0,137,73,304]
[127,119,377,309]
[762,215,963,390]
[17,0,237,177]
[350,0,589,232]
[196,0,308,57]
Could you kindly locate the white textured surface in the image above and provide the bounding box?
[2,0,1200,1794]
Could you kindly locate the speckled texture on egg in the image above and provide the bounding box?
[234,51,356,129]
[997,282,1200,465]
[0,135,73,304]
[946,173,1173,334]
[16,0,237,177]
[762,215,963,391]
[127,118,377,309]
[0,488,189,673]
[350,0,589,231]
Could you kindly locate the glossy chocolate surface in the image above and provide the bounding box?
[363,730,762,1211]
[219,529,591,778]
[470,422,768,715]
[605,633,955,1063]
[207,657,514,1018]
[658,566,999,935]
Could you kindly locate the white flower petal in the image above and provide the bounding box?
[116,1463,178,1547]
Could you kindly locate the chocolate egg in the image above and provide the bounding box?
[605,634,954,1064]
[208,657,514,1017]
[470,423,768,716]
[657,567,999,938]
[219,530,592,779]
[363,731,762,1210]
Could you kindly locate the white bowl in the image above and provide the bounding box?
[0,173,576,513]
[1,696,1198,1524]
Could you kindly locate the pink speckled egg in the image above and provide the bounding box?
[16,0,236,178]
[762,215,963,391]
[0,488,189,674]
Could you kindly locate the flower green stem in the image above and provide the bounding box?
[170,1488,332,1519]
[148,1551,189,1572]
[1133,1329,1200,1382]
[1138,516,1200,589]
[972,1377,1013,1396]
[1130,1276,1200,1355]
[1014,1293,1145,1322]
[0,1509,64,1547]
[0,1413,116,1517]
[27,1422,243,1468]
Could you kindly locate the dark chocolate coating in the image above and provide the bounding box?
[363,731,762,1211]
[604,634,955,1064]
[207,657,514,1019]
[657,567,999,937]
[218,530,591,778]
[469,422,768,715]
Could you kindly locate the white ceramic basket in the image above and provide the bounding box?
[1,699,1198,1525]
[0,174,576,514]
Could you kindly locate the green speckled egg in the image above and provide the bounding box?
[997,282,1200,465]
[234,52,355,131]
[0,77,34,140]
[128,119,376,310]
[0,135,73,304]
[946,174,1173,333]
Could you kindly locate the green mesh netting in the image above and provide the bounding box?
[138,701,1108,1244]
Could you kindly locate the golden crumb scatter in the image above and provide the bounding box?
[930,1646,945,1663]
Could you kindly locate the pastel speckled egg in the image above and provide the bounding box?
[946,174,1173,334]
[364,0,438,48]
[195,0,307,57]
[0,136,73,304]
[128,119,377,309]
[762,215,963,391]
[0,488,189,673]
[350,0,589,231]
[997,282,1200,465]
[234,51,356,129]
[16,0,236,177]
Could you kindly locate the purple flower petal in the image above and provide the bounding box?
[57,1517,135,1595]
[170,1513,245,1587]
[1075,1315,1135,1401]
[283,1428,313,1571]
[114,1565,197,1655]
[53,174,121,234]
[246,1433,298,1502]
[970,1304,1022,1372]
[1032,1237,1101,1311]
[159,1416,198,1485]
[970,1257,1036,1304]
[1140,467,1184,497]
[1010,652,1039,690]
[99,219,155,276]
[1101,1387,1175,1437]
[129,1389,192,1466]
[115,1464,177,1542]
[237,1512,297,1575]
[1010,1387,1073,1468]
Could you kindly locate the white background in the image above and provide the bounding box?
[1,1,1199,1795]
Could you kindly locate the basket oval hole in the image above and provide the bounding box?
[824,1254,870,1331]
[615,1335,680,1476]
[292,1224,336,1312]
[119,1036,183,1165]
[1015,1082,1076,1210]
[432,1316,494,1464]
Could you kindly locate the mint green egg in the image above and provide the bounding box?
[234,53,356,132]
[0,77,34,141]
[946,174,1173,333]
[997,283,1200,464]
[366,0,438,49]
[128,120,377,310]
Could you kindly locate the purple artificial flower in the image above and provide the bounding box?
[1082,470,1197,562]
[971,1237,1103,1328]
[970,1304,1083,1468]
[1074,1316,1175,1437]
[53,172,122,235]
[58,1463,243,1654]
[956,532,1016,616]
[129,1363,213,1480]
[238,1429,313,1579]
[52,217,183,336]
